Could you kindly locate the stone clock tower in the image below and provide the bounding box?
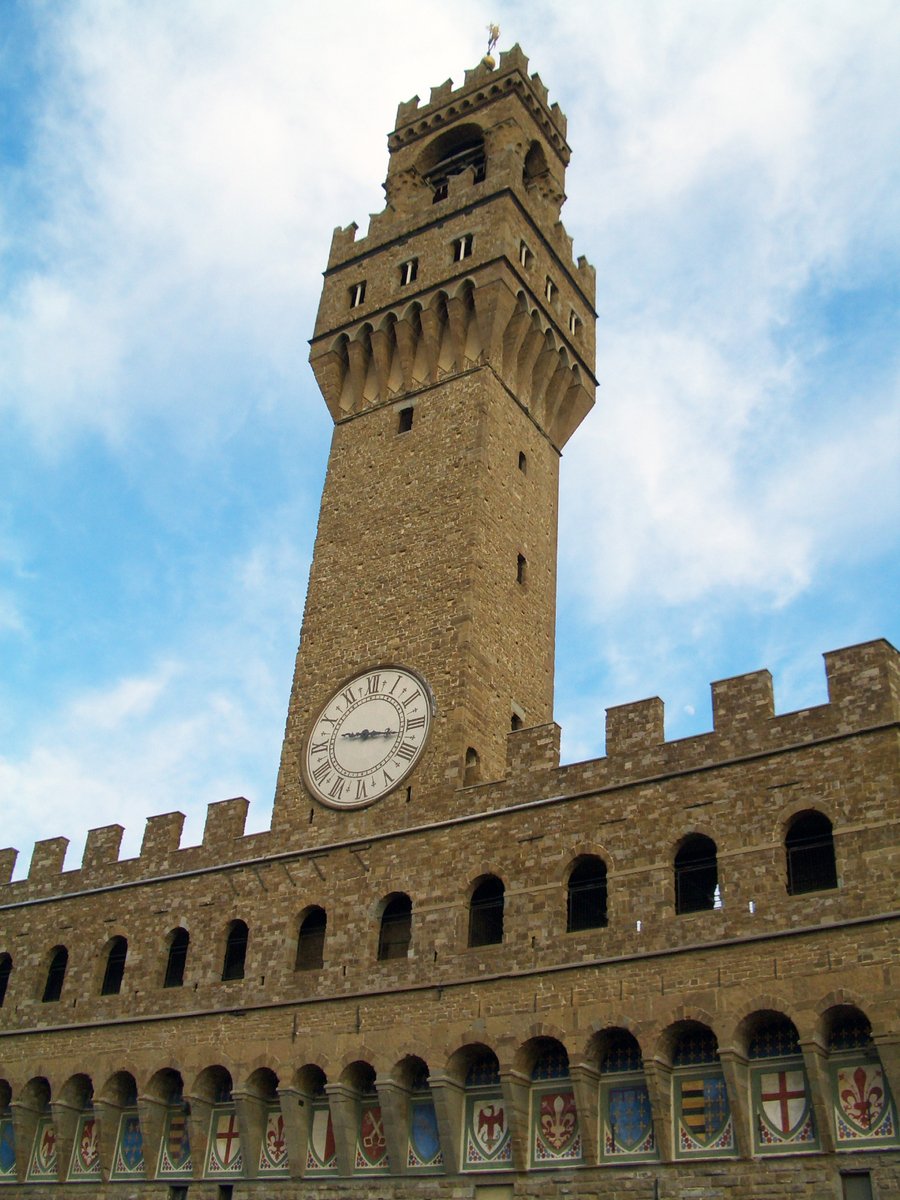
[273,45,596,839]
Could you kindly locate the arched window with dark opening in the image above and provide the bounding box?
[422,130,486,202]
[0,954,11,1007]
[567,856,608,931]
[674,834,719,914]
[378,894,412,960]
[164,927,189,988]
[42,945,68,1002]
[469,876,504,947]
[221,920,248,981]
[295,907,327,971]
[100,936,128,995]
[786,811,837,894]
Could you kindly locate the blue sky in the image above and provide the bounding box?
[1,1,898,876]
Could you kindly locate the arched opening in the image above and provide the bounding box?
[567,856,608,931]
[377,893,412,961]
[163,927,189,988]
[463,745,480,786]
[468,876,504,947]
[100,936,128,996]
[523,140,548,185]
[419,126,486,202]
[221,920,248,981]
[295,907,327,971]
[786,810,837,894]
[674,834,719,914]
[42,945,68,1002]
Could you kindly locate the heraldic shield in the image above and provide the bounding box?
[258,1106,289,1174]
[676,1074,735,1156]
[0,1119,15,1178]
[408,1098,442,1170]
[532,1088,583,1164]
[603,1083,656,1158]
[26,1115,57,1181]
[355,1103,389,1171]
[111,1112,144,1179]
[835,1064,898,1145]
[755,1068,817,1151]
[157,1105,192,1177]
[68,1114,101,1179]
[206,1108,243,1176]
[306,1104,337,1172]
[463,1093,512,1169]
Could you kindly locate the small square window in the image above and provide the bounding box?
[545,277,558,304]
[397,406,414,434]
[400,258,418,286]
[453,234,474,262]
[349,280,366,307]
[519,240,533,269]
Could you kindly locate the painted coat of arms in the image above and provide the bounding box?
[26,1115,57,1181]
[677,1074,735,1155]
[68,1115,101,1179]
[306,1104,337,1172]
[355,1103,389,1170]
[157,1106,192,1176]
[463,1094,511,1169]
[111,1111,144,1178]
[407,1098,442,1169]
[533,1088,582,1163]
[206,1109,243,1175]
[835,1064,897,1144]
[258,1107,289,1174]
[604,1083,655,1157]
[0,1119,15,1177]
[756,1069,817,1150]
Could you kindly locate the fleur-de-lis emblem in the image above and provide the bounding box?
[267,1114,286,1156]
[540,1092,576,1150]
[840,1066,884,1130]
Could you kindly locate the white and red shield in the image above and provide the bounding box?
[539,1090,578,1153]
[473,1100,507,1156]
[213,1112,241,1168]
[760,1070,808,1137]
[838,1065,887,1133]
[260,1109,287,1170]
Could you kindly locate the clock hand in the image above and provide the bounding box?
[340,728,397,740]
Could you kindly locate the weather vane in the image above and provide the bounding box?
[483,21,500,68]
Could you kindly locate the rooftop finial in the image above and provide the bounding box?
[483,22,500,69]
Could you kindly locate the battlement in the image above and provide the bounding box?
[0,641,895,901]
[392,44,568,151]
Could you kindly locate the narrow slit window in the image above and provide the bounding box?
[349,280,366,307]
[164,928,189,988]
[221,920,248,981]
[0,954,11,1006]
[400,258,418,286]
[545,276,558,304]
[398,406,414,433]
[517,553,527,584]
[518,450,527,473]
[568,309,582,336]
[42,945,68,1002]
[453,234,474,262]
[519,240,533,268]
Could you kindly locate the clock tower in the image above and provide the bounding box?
[273,45,596,839]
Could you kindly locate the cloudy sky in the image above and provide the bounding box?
[1,1,897,877]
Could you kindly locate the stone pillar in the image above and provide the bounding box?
[718,1050,752,1159]
[232,1088,266,1180]
[569,1062,601,1164]
[276,1087,308,1180]
[874,1034,900,1109]
[9,1099,42,1184]
[324,1083,357,1176]
[183,1093,213,1179]
[49,1099,81,1181]
[135,1093,167,1179]
[499,1068,530,1173]
[644,1059,673,1162]
[428,1073,464,1177]
[375,1079,408,1175]
[801,1038,835,1153]
[92,1099,122,1181]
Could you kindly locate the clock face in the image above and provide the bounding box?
[304,666,434,809]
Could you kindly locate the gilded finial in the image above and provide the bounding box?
[482,22,500,69]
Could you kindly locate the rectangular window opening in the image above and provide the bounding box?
[454,234,474,262]
[349,280,366,307]
[569,309,581,335]
[519,240,533,268]
[400,258,418,286]
[545,276,558,304]
[398,406,414,434]
[841,1172,874,1200]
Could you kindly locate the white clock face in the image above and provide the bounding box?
[304,666,434,809]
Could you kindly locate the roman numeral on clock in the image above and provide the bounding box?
[406,715,426,730]
[395,740,417,762]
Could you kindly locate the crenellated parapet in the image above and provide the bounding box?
[1,641,895,907]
